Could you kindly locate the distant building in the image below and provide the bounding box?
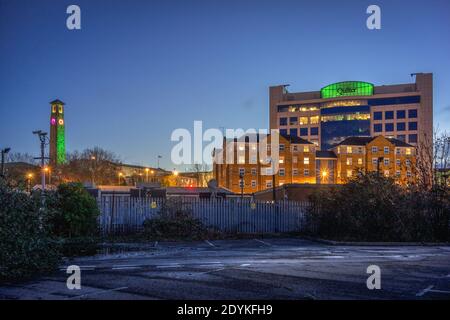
[270,73,432,152]
[213,134,416,194]
[49,99,66,166]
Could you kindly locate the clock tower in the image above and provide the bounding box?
[49,99,66,166]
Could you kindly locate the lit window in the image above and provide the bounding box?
[406,148,411,155]
[52,105,56,113]
[310,116,319,124]
[299,117,308,125]
[337,147,340,154]
[347,146,352,154]
[279,156,284,164]
[347,170,352,178]
[279,168,285,176]
[357,158,363,165]
[346,158,352,165]
[293,156,297,163]
[384,170,390,177]
[384,147,389,154]
[303,146,309,153]
[58,105,63,114]
[58,119,64,125]
[238,156,245,164]
[238,145,245,151]
[304,157,310,165]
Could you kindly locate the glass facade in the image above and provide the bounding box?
[320,104,370,150]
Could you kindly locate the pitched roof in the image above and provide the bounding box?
[386,137,413,147]
[315,150,337,159]
[50,99,65,105]
[334,136,374,147]
[281,134,313,145]
[227,133,312,144]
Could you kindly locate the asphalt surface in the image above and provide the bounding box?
[1,238,449,300]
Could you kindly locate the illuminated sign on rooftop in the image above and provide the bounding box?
[321,81,374,99]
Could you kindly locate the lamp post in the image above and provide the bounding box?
[145,168,149,183]
[32,130,49,190]
[118,172,123,185]
[44,166,51,185]
[27,173,33,192]
[1,147,11,178]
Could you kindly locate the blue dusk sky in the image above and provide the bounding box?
[1,0,449,170]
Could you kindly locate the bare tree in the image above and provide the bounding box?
[189,164,212,187]
[7,152,37,165]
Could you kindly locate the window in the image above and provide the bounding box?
[279,144,285,151]
[372,158,378,165]
[357,158,363,165]
[397,122,406,131]
[293,156,297,163]
[397,135,406,142]
[406,159,411,167]
[406,148,411,155]
[299,117,308,125]
[279,181,285,186]
[407,171,412,178]
[300,128,308,136]
[279,168,285,176]
[384,170,390,177]
[304,157,310,165]
[408,122,417,131]
[346,158,352,165]
[396,148,401,155]
[396,159,401,166]
[289,128,298,137]
[373,111,383,120]
[266,180,272,188]
[292,145,298,152]
[347,146,352,154]
[251,168,257,176]
[304,169,309,176]
[385,111,394,120]
[58,105,63,113]
[347,170,352,178]
[280,129,288,136]
[310,116,319,124]
[396,170,401,177]
[397,110,406,119]
[303,146,309,153]
[239,180,244,188]
[238,156,245,164]
[374,124,382,132]
[52,105,57,113]
[385,123,394,132]
[289,117,297,125]
[408,134,417,143]
[358,147,363,154]
[293,169,298,176]
[250,155,257,163]
[310,127,319,136]
[372,146,378,153]
[279,117,287,126]
[384,146,389,154]
[239,168,245,176]
[408,109,417,118]
[279,156,284,164]
[384,158,389,166]
[251,180,256,188]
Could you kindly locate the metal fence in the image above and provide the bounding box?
[97,194,310,235]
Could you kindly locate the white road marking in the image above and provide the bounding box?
[254,239,271,246]
[240,263,251,267]
[156,264,181,268]
[112,265,140,270]
[205,240,215,247]
[416,285,434,297]
[429,289,450,294]
[67,286,128,300]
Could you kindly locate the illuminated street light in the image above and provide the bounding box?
[173,170,179,176]
[118,172,123,185]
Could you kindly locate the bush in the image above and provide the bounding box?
[46,183,100,238]
[0,180,60,282]
[142,198,210,240]
[307,173,450,242]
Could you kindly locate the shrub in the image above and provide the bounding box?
[46,183,100,238]
[142,198,209,240]
[307,173,450,242]
[0,180,60,282]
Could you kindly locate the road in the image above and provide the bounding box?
[1,238,449,300]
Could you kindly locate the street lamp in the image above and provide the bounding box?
[145,168,149,183]
[26,173,33,192]
[118,172,123,185]
[321,169,328,183]
[1,147,11,178]
[44,166,51,185]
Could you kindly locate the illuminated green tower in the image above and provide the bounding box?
[49,99,66,166]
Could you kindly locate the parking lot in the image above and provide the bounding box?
[1,238,449,300]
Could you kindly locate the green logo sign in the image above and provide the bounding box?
[321,81,374,99]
